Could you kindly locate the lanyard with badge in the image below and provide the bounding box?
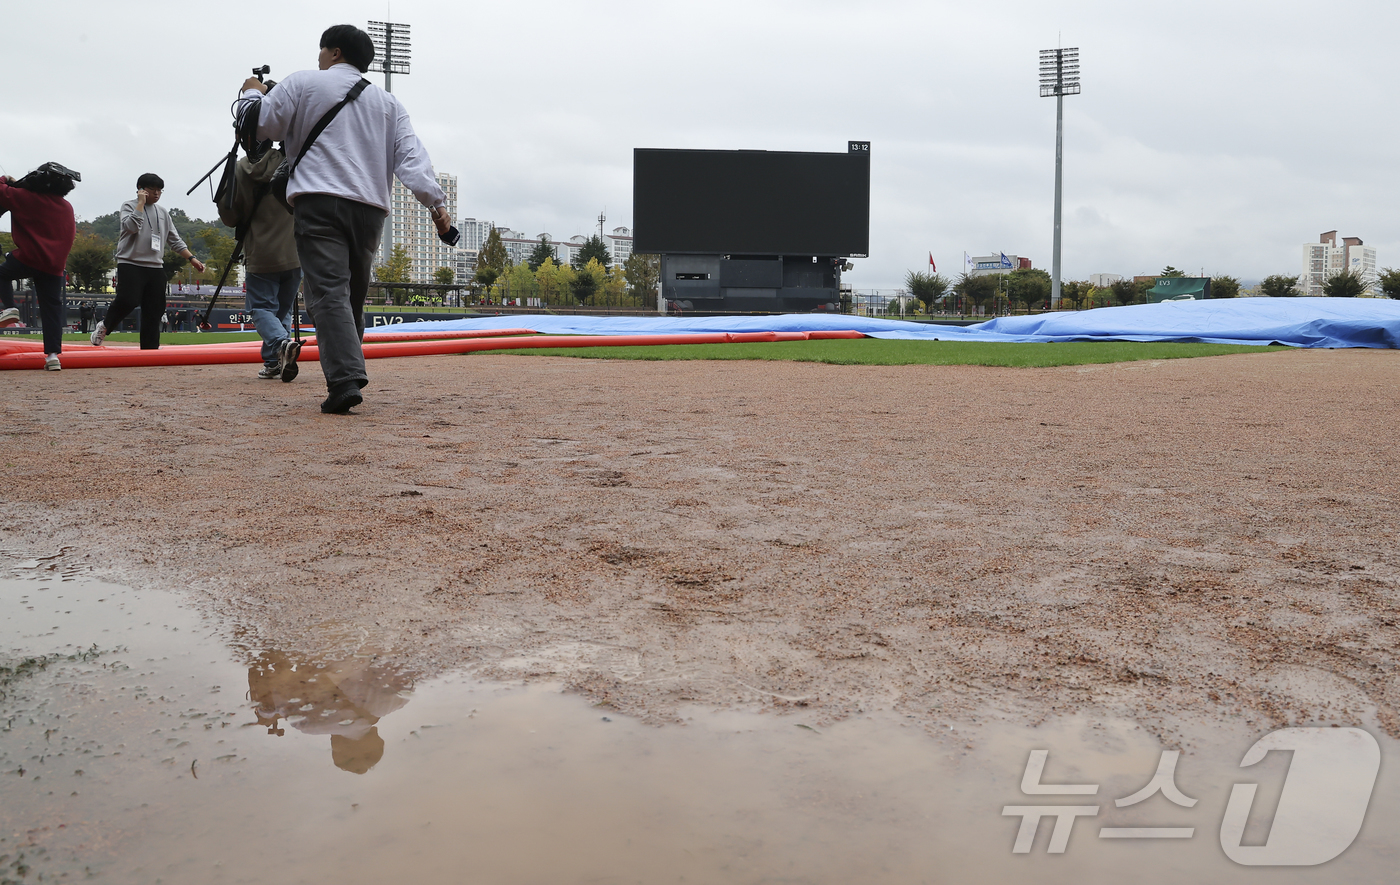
[145,206,161,253]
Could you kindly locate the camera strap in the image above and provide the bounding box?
[286,78,371,183]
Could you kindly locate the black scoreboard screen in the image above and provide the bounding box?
[633,143,870,257]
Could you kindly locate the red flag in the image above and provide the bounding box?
[928,252,936,271]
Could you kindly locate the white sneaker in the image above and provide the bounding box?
[45,354,61,371]
[90,322,108,346]
[0,307,19,327]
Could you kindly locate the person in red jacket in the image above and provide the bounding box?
[0,163,79,370]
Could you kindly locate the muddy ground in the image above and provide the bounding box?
[3,347,1397,745]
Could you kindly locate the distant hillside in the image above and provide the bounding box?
[78,209,234,260]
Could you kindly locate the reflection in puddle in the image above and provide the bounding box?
[247,651,414,774]
[2,564,1398,884]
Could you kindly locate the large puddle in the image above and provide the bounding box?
[2,556,1396,883]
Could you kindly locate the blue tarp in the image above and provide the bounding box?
[362,297,1400,349]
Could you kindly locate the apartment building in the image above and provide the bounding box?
[381,173,463,283]
[1301,230,1377,296]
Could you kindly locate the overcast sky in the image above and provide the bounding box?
[4,0,1395,288]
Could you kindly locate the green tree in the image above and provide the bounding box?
[1259,274,1299,297]
[1210,275,1241,299]
[526,236,556,271]
[162,249,187,282]
[376,244,411,283]
[570,258,605,304]
[623,252,660,304]
[477,227,508,282]
[0,232,14,254]
[904,270,950,312]
[375,244,412,305]
[1059,279,1091,309]
[433,266,456,286]
[1322,269,1368,298]
[1006,267,1051,313]
[77,212,121,243]
[1109,279,1137,306]
[1160,266,1186,278]
[1375,268,1400,299]
[572,234,610,270]
[65,233,116,293]
[168,209,234,260]
[474,266,500,295]
[198,228,238,285]
[953,271,998,315]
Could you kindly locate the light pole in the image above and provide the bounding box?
[368,21,411,270]
[1039,47,1080,310]
[367,21,411,94]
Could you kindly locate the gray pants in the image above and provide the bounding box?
[293,194,386,393]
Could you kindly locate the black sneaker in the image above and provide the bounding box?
[277,339,302,383]
[320,386,363,414]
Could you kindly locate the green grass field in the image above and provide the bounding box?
[482,338,1291,367]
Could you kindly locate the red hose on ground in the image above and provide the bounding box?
[0,329,867,369]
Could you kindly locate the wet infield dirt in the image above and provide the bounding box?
[2,347,1399,880]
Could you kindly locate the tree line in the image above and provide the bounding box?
[51,210,237,294]
[385,228,661,308]
[901,265,1400,314]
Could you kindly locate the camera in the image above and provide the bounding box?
[12,162,81,196]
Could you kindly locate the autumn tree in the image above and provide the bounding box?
[534,257,571,305]
[600,264,628,305]
[503,261,536,304]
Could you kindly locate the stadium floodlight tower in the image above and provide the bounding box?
[1040,46,1079,309]
[367,20,411,93]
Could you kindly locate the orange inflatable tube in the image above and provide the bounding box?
[1,328,867,369]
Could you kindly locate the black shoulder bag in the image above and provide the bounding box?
[269,78,371,212]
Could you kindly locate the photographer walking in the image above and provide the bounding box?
[0,163,79,371]
[91,174,206,350]
[217,143,303,381]
[237,24,455,414]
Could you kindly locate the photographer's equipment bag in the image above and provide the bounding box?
[269,78,371,211]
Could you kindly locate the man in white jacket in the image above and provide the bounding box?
[238,24,452,413]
